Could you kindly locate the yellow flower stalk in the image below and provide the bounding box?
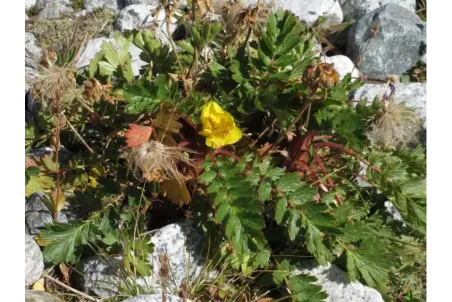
[199,101,242,149]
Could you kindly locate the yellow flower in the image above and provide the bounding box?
[199,101,242,149]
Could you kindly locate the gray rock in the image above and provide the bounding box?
[324,55,359,80]
[24,83,30,96]
[73,37,111,69]
[384,201,403,221]
[295,262,384,302]
[277,0,343,27]
[148,221,205,291]
[420,53,426,65]
[80,222,205,298]
[25,33,43,86]
[26,12,30,21]
[26,111,34,124]
[74,37,112,69]
[25,235,44,287]
[356,162,371,188]
[351,83,426,127]
[339,0,380,20]
[25,290,62,302]
[123,294,191,302]
[35,0,72,10]
[38,5,73,19]
[340,0,416,20]
[26,0,37,9]
[73,37,147,76]
[124,0,159,6]
[242,0,343,27]
[115,4,177,44]
[84,0,125,13]
[26,146,53,157]
[379,0,416,13]
[79,257,124,298]
[73,9,88,17]
[347,3,426,79]
[26,89,41,114]
[115,4,159,31]
[26,192,68,236]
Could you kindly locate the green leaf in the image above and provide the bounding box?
[266,167,285,181]
[25,175,55,197]
[339,221,377,243]
[124,81,162,113]
[406,200,426,235]
[277,172,302,193]
[333,203,368,225]
[122,56,133,83]
[273,259,327,302]
[216,202,231,222]
[207,159,268,256]
[290,185,317,205]
[254,249,271,268]
[346,237,397,289]
[288,210,301,241]
[39,220,98,264]
[98,61,117,76]
[258,179,272,202]
[199,170,217,183]
[400,179,426,199]
[287,274,328,302]
[26,166,40,177]
[89,50,104,78]
[272,259,292,286]
[274,54,296,66]
[267,13,277,42]
[258,48,271,67]
[303,219,333,265]
[155,74,170,99]
[276,33,302,56]
[275,197,287,224]
[101,42,120,67]
[297,203,336,264]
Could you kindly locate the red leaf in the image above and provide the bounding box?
[125,124,154,148]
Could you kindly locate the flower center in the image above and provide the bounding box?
[209,117,230,139]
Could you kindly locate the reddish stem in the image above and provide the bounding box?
[313,155,334,188]
[314,142,381,174]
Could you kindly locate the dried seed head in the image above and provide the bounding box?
[83,78,103,103]
[368,99,421,149]
[31,64,76,105]
[302,62,340,91]
[318,63,340,88]
[387,74,400,84]
[132,141,194,184]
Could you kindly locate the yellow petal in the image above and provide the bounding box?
[208,101,226,114]
[224,125,242,145]
[33,278,45,291]
[205,136,226,149]
[198,129,212,137]
[201,102,223,119]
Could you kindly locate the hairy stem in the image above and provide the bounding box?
[263,100,311,156]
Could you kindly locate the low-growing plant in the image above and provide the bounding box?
[26,2,426,301]
[26,8,115,58]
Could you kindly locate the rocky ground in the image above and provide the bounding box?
[25,1,426,301]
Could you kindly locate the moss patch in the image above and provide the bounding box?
[26,9,115,54]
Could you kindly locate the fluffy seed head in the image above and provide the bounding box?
[132,141,194,184]
[368,99,421,149]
